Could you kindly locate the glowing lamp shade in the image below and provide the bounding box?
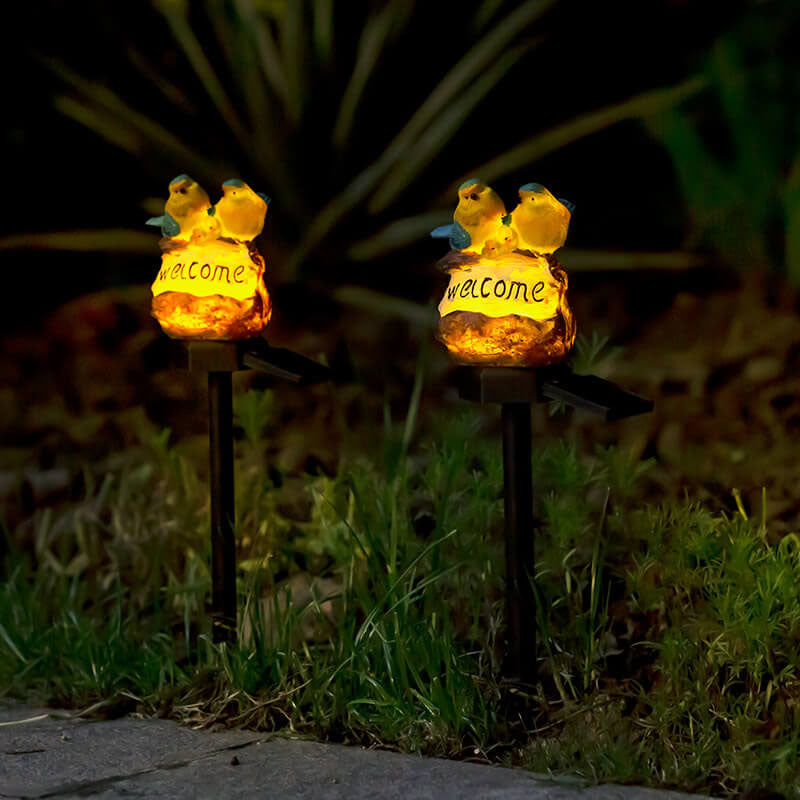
[148,176,272,340]
[433,180,576,367]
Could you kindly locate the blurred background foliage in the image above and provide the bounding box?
[6,0,794,330]
[645,4,800,281]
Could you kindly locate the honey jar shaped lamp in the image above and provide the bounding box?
[148,175,272,340]
[432,179,576,367]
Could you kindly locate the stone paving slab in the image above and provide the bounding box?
[0,705,708,799]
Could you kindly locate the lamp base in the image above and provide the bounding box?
[438,309,574,367]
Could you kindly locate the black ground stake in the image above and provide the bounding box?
[458,365,653,685]
[182,338,332,643]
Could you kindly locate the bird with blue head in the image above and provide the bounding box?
[211,179,271,243]
[509,182,573,255]
[146,174,212,241]
[431,178,508,256]
[149,175,273,340]
[432,178,576,366]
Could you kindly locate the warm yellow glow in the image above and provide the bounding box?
[437,255,575,367]
[434,179,575,366]
[152,240,262,301]
[151,239,270,340]
[148,176,271,340]
[438,254,559,319]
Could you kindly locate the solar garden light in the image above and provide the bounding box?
[148,175,330,643]
[432,180,653,684]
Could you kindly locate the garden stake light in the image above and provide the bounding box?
[433,181,653,684]
[149,176,330,642]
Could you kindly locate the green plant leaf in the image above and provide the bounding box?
[332,3,399,149]
[43,56,223,181]
[0,230,157,254]
[369,40,537,213]
[234,0,291,107]
[348,211,451,261]
[154,0,252,151]
[332,286,437,328]
[450,75,707,196]
[280,0,306,125]
[312,0,334,66]
[289,0,555,270]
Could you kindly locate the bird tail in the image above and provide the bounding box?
[430,224,455,238]
[557,198,575,214]
[145,216,164,227]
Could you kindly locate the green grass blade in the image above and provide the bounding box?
[642,106,736,240]
[234,0,291,107]
[332,286,437,328]
[332,4,398,149]
[312,0,334,66]
[53,96,144,156]
[43,57,223,181]
[289,0,554,270]
[396,0,553,149]
[711,38,775,190]
[401,340,428,455]
[205,0,238,74]
[559,249,708,271]
[0,230,157,254]
[126,47,197,112]
[154,0,252,151]
[472,0,507,31]
[225,4,297,202]
[0,622,27,664]
[453,75,707,196]
[369,41,536,213]
[348,210,450,261]
[280,0,306,125]
[355,530,459,646]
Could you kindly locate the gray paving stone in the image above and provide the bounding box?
[0,705,707,799]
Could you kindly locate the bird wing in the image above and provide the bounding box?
[158,212,181,238]
[557,197,575,214]
[430,224,455,239]
[449,221,471,251]
[430,222,472,251]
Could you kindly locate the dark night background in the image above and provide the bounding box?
[3,0,755,326]
[4,0,800,525]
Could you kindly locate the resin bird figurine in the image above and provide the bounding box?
[146,174,212,240]
[430,219,472,251]
[509,182,572,255]
[430,178,507,253]
[481,220,518,259]
[212,179,270,242]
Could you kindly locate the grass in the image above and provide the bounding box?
[2,389,800,797]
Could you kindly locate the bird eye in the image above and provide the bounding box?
[470,193,479,201]
[179,188,187,194]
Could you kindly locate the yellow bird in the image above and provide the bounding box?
[146,174,212,240]
[481,223,518,259]
[164,174,212,241]
[212,179,270,242]
[453,179,507,253]
[509,183,572,255]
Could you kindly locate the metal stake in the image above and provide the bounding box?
[501,402,536,684]
[181,339,333,645]
[208,370,237,643]
[457,364,652,685]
